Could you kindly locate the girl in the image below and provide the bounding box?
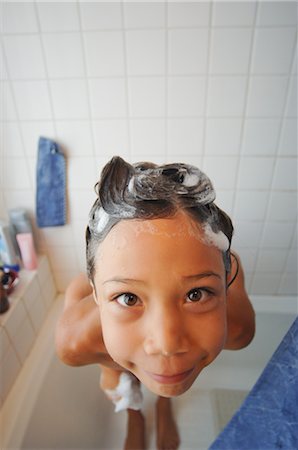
[56,156,255,450]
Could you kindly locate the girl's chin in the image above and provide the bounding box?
[135,367,200,397]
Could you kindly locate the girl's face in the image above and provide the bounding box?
[93,212,228,397]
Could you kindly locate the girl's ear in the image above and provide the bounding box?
[90,280,100,306]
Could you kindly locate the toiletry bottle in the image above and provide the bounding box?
[16,233,38,270]
[9,208,35,257]
[0,221,18,266]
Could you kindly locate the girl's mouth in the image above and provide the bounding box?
[144,368,194,384]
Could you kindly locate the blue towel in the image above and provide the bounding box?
[36,137,66,228]
[209,317,298,450]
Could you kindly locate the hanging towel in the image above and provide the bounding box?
[36,137,66,228]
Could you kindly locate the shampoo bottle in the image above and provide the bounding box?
[0,221,18,266]
[16,233,38,270]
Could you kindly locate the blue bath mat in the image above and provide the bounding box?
[36,137,66,228]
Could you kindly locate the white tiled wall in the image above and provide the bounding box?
[0,1,297,295]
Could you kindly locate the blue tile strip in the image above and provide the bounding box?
[209,317,298,450]
[36,137,66,228]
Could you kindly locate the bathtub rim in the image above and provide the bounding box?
[0,294,297,450]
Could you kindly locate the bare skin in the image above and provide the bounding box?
[56,216,255,450]
[156,397,180,450]
[56,256,254,450]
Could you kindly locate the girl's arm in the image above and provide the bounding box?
[224,253,255,350]
[55,273,104,366]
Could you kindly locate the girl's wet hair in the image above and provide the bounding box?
[86,156,234,281]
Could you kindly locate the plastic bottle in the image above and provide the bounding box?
[16,233,38,270]
[0,220,18,266]
[8,208,35,257]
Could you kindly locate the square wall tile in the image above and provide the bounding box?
[257,1,297,26]
[167,118,204,156]
[50,80,89,120]
[53,269,79,293]
[3,35,46,80]
[68,190,97,220]
[233,248,258,273]
[20,121,55,157]
[41,277,56,309]
[41,225,75,247]
[279,118,297,156]
[11,317,35,364]
[256,249,288,272]
[126,30,165,75]
[202,156,238,190]
[205,118,242,156]
[72,220,88,249]
[4,300,27,339]
[261,222,296,249]
[168,77,206,117]
[210,29,252,74]
[2,122,24,157]
[68,157,97,189]
[36,2,80,32]
[284,248,298,274]
[237,157,275,190]
[56,120,94,157]
[47,245,79,272]
[207,77,246,117]
[168,2,210,27]
[0,326,10,362]
[285,77,297,117]
[2,82,18,120]
[93,119,130,157]
[242,118,280,156]
[267,192,297,222]
[37,256,53,286]
[2,2,38,33]
[22,279,46,333]
[89,78,127,118]
[0,47,8,80]
[79,2,122,30]
[212,2,256,26]
[214,190,234,216]
[168,29,208,75]
[2,158,31,189]
[130,119,166,157]
[128,77,165,117]
[252,28,296,75]
[251,273,280,295]
[0,346,21,402]
[278,273,298,295]
[246,76,288,117]
[12,81,52,120]
[84,31,125,77]
[232,221,263,249]
[124,2,165,28]
[43,33,85,78]
[233,191,269,221]
[272,157,297,190]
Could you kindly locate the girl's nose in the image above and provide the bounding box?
[143,305,189,356]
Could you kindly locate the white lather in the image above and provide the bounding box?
[105,372,143,413]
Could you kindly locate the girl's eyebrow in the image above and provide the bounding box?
[103,277,145,285]
[183,272,222,280]
[103,272,222,285]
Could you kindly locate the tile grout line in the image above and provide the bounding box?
[250,27,297,295]
[230,1,259,293]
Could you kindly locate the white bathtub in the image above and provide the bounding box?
[1,295,297,450]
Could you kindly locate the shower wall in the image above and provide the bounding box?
[0,1,297,294]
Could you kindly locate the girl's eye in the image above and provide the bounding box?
[116,293,139,307]
[186,288,208,303]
